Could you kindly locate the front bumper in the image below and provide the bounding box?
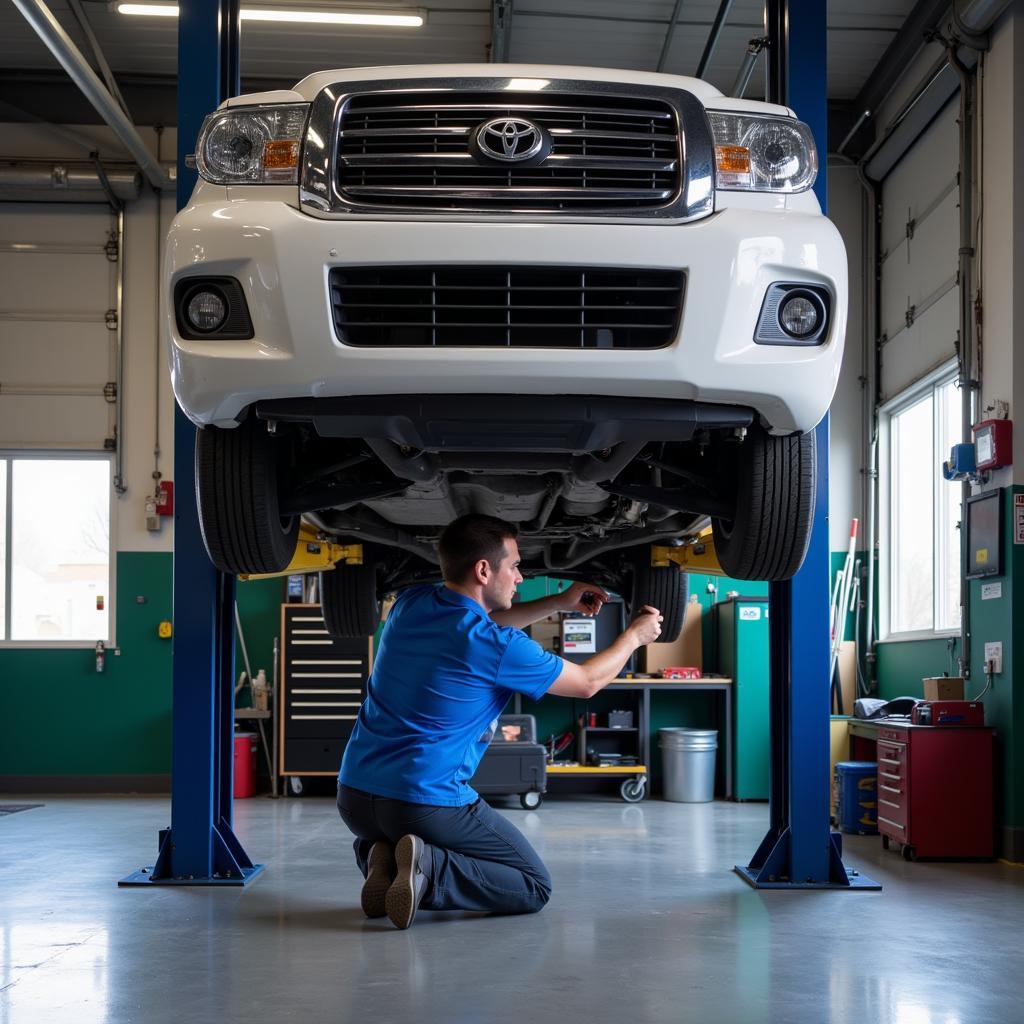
[166,200,847,434]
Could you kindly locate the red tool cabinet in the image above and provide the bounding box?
[876,723,994,860]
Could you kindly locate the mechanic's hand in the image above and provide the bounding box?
[560,582,610,615]
[628,605,663,646]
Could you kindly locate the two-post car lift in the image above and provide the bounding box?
[122,0,878,893]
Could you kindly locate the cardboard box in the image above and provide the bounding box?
[641,595,702,673]
[835,640,856,716]
[923,676,964,701]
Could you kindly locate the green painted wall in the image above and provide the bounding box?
[0,552,174,777]
[873,487,1024,848]
[964,487,1023,840]
[875,639,953,699]
[235,574,287,705]
[0,552,285,779]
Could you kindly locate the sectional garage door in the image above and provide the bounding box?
[0,203,120,451]
[878,99,960,402]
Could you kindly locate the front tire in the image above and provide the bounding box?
[712,426,815,581]
[195,418,299,575]
[320,557,381,638]
[520,791,543,810]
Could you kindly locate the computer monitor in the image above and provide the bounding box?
[966,489,1003,580]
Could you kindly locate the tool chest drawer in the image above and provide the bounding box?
[280,604,372,775]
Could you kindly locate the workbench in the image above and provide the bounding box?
[513,677,734,800]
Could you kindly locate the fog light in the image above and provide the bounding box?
[779,293,820,337]
[186,290,227,332]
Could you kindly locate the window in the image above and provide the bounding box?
[0,456,112,644]
[881,366,962,638]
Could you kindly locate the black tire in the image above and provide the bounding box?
[712,425,815,581]
[881,834,890,851]
[520,791,543,810]
[195,418,299,575]
[630,555,689,642]
[320,558,381,638]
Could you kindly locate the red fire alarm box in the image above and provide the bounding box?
[155,481,174,516]
[972,419,1012,471]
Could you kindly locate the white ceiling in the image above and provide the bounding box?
[0,0,914,103]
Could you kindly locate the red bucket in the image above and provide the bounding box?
[233,732,258,799]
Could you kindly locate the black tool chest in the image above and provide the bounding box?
[279,604,372,776]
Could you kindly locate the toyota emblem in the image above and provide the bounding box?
[471,117,550,164]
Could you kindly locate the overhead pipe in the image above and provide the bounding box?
[953,0,1012,44]
[656,0,687,73]
[0,161,142,200]
[11,0,172,191]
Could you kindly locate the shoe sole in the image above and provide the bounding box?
[386,835,423,930]
[361,842,395,919]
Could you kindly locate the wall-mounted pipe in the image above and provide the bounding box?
[11,0,172,191]
[0,162,142,201]
[947,41,977,679]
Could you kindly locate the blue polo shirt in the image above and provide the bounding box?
[339,584,563,806]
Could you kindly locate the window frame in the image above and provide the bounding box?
[878,360,962,643]
[0,451,116,649]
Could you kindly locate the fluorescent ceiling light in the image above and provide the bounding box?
[116,4,424,26]
[117,3,177,13]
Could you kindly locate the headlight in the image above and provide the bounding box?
[708,112,817,193]
[196,104,309,184]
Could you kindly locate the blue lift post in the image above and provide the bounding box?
[121,0,263,888]
[735,0,879,891]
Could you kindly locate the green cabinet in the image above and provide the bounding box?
[714,596,769,800]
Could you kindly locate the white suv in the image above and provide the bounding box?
[167,64,846,638]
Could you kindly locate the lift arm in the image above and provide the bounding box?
[238,524,362,581]
[650,530,726,577]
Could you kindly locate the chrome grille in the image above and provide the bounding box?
[329,266,685,348]
[336,91,680,211]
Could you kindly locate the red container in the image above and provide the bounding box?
[234,732,258,799]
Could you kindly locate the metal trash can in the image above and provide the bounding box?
[659,728,718,803]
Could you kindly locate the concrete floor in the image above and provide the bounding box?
[2,794,1022,1024]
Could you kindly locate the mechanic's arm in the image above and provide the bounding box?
[546,606,662,699]
[490,582,610,629]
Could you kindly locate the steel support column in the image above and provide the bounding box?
[735,0,879,891]
[121,0,263,888]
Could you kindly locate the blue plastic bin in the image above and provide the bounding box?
[836,760,878,835]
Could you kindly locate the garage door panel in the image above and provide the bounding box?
[880,100,959,400]
[0,395,110,450]
[881,200,958,343]
[880,101,958,239]
[0,254,109,312]
[0,203,115,451]
[880,286,959,401]
[0,203,114,247]
[0,323,110,385]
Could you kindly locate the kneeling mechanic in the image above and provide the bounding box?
[337,513,663,929]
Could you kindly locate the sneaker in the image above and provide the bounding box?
[361,840,396,918]
[386,835,428,930]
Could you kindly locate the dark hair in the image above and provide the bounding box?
[438,514,519,584]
